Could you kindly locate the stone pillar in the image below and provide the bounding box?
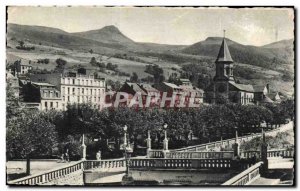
[233,130,240,157]
[124,132,127,148]
[146,130,152,158]
[261,128,268,175]
[80,134,87,160]
[163,130,169,158]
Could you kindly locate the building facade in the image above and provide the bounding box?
[30,68,106,110]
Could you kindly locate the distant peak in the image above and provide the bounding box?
[101,25,121,33]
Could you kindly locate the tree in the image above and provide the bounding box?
[130,72,139,82]
[90,57,97,65]
[7,110,58,159]
[89,49,93,54]
[18,40,24,48]
[55,58,67,72]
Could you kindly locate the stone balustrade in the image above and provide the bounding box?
[174,121,292,152]
[165,151,234,159]
[84,159,126,170]
[147,149,164,158]
[130,158,233,169]
[8,161,83,185]
[222,162,263,185]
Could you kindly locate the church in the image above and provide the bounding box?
[205,32,257,105]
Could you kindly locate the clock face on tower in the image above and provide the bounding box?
[218,84,226,93]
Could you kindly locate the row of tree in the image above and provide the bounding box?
[7,82,294,160]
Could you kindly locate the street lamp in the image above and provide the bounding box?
[122,125,133,184]
[162,123,169,158]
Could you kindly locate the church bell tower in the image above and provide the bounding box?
[214,30,234,82]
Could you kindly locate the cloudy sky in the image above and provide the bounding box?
[7,6,294,46]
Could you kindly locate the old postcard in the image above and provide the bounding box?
[6,6,295,186]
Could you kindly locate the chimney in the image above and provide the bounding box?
[266,84,270,93]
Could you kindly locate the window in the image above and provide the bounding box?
[86,80,88,85]
[68,96,70,102]
[45,102,48,108]
[226,67,230,75]
[77,79,80,85]
[62,87,65,94]
[94,97,96,102]
[63,96,65,101]
[50,102,53,108]
[82,88,84,94]
[77,88,80,94]
[68,87,70,94]
[90,89,92,95]
[68,78,70,84]
[72,88,75,94]
[56,92,59,97]
[72,79,75,84]
[56,102,58,107]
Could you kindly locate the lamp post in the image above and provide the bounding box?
[232,126,240,158]
[163,123,169,158]
[122,125,133,184]
[261,127,268,174]
[80,133,87,160]
[146,130,151,158]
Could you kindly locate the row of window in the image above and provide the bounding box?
[62,95,102,103]
[62,87,105,96]
[44,101,59,108]
[61,78,105,87]
[43,90,60,98]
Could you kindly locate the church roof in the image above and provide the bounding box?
[229,81,254,92]
[216,38,233,63]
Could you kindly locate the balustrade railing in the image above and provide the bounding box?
[130,158,233,169]
[148,149,164,158]
[174,121,292,152]
[8,161,83,185]
[222,162,263,186]
[83,158,126,170]
[165,151,234,159]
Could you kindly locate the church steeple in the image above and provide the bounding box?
[214,30,234,81]
[216,30,233,63]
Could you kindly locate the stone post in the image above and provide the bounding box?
[146,130,151,158]
[261,128,268,175]
[80,134,87,160]
[163,130,169,158]
[232,130,240,157]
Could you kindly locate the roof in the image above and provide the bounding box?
[216,38,233,63]
[139,84,159,93]
[126,82,147,95]
[253,85,266,93]
[229,81,254,92]
[32,82,56,87]
[163,82,181,89]
[180,85,204,93]
[267,92,280,100]
[179,78,191,82]
[261,96,274,103]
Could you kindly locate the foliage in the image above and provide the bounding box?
[55,58,67,72]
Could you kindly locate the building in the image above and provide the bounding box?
[14,60,32,76]
[205,35,255,105]
[20,82,62,111]
[30,68,106,110]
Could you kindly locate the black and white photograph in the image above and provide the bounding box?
[5,6,295,186]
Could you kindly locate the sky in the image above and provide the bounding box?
[7,6,294,46]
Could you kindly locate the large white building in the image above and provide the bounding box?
[30,68,106,110]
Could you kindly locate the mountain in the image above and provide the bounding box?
[72,25,135,44]
[7,23,185,54]
[262,39,294,49]
[182,37,294,69]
